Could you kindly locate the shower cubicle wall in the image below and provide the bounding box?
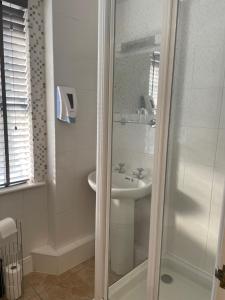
[160,0,225,286]
[95,0,225,300]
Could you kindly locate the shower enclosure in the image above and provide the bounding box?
[95,0,225,300]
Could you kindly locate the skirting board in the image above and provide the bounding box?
[163,253,212,288]
[23,256,33,275]
[31,234,95,275]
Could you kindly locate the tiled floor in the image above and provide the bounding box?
[7,258,95,300]
[1,258,131,300]
[2,261,212,300]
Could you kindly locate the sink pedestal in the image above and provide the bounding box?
[87,170,151,276]
[110,198,135,275]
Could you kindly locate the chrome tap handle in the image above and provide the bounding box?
[133,168,145,179]
[115,162,126,173]
[118,163,125,169]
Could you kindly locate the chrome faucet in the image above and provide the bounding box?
[115,163,126,174]
[133,168,145,179]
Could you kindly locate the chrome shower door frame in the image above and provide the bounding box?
[95,0,179,299]
[147,1,225,300]
[95,0,115,299]
[147,0,178,299]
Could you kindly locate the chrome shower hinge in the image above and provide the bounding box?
[215,265,225,289]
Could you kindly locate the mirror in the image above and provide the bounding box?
[109,49,160,283]
[113,48,160,127]
[108,0,162,299]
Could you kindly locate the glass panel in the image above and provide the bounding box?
[158,0,225,300]
[108,0,162,299]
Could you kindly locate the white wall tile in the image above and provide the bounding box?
[172,89,190,127]
[157,0,225,276]
[169,126,188,162]
[185,128,218,167]
[219,90,225,129]
[194,0,225,47]
[215,129,225,169]
[167,158,185,193]
[183,164,213,222]
[193,46,225,88]
[175,0,197,49]
[207,167,225,243]
[204,233,219,272]
[168,219,207,269]
[112,122,155,175]
[187,88,223,128]
[204,163,225,271]
[173,47,195,89]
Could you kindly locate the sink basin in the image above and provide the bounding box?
[88,170,152,276]
[88,171,151,199]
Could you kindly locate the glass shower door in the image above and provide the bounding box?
[158,0,225,300]
[107,0,162,299]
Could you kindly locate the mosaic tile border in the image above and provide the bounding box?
[28,0,47,182]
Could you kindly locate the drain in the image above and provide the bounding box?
[161,274,173,284]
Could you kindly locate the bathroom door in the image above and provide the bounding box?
[152,0,225,300]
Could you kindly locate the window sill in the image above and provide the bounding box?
[0,181,46,196]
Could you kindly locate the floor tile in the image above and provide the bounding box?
[23,259,95,300]
[0,258,123,300]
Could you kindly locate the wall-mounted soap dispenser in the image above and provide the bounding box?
[56,86,78,124]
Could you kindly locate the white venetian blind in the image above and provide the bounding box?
[0,0,31,187]
[149,52,160,107]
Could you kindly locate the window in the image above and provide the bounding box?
[149,51,160,108]
[0,0,31,188]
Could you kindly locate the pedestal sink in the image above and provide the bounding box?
[88,171,151,275]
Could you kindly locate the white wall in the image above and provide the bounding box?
[114,53,152,114]
[45,0,98,250]
[164,0,225,275]
[0,186,48,259]
[0,0,97,273]
[0,0,49,267]
[112,122,155,174]
[115,0,162,49]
